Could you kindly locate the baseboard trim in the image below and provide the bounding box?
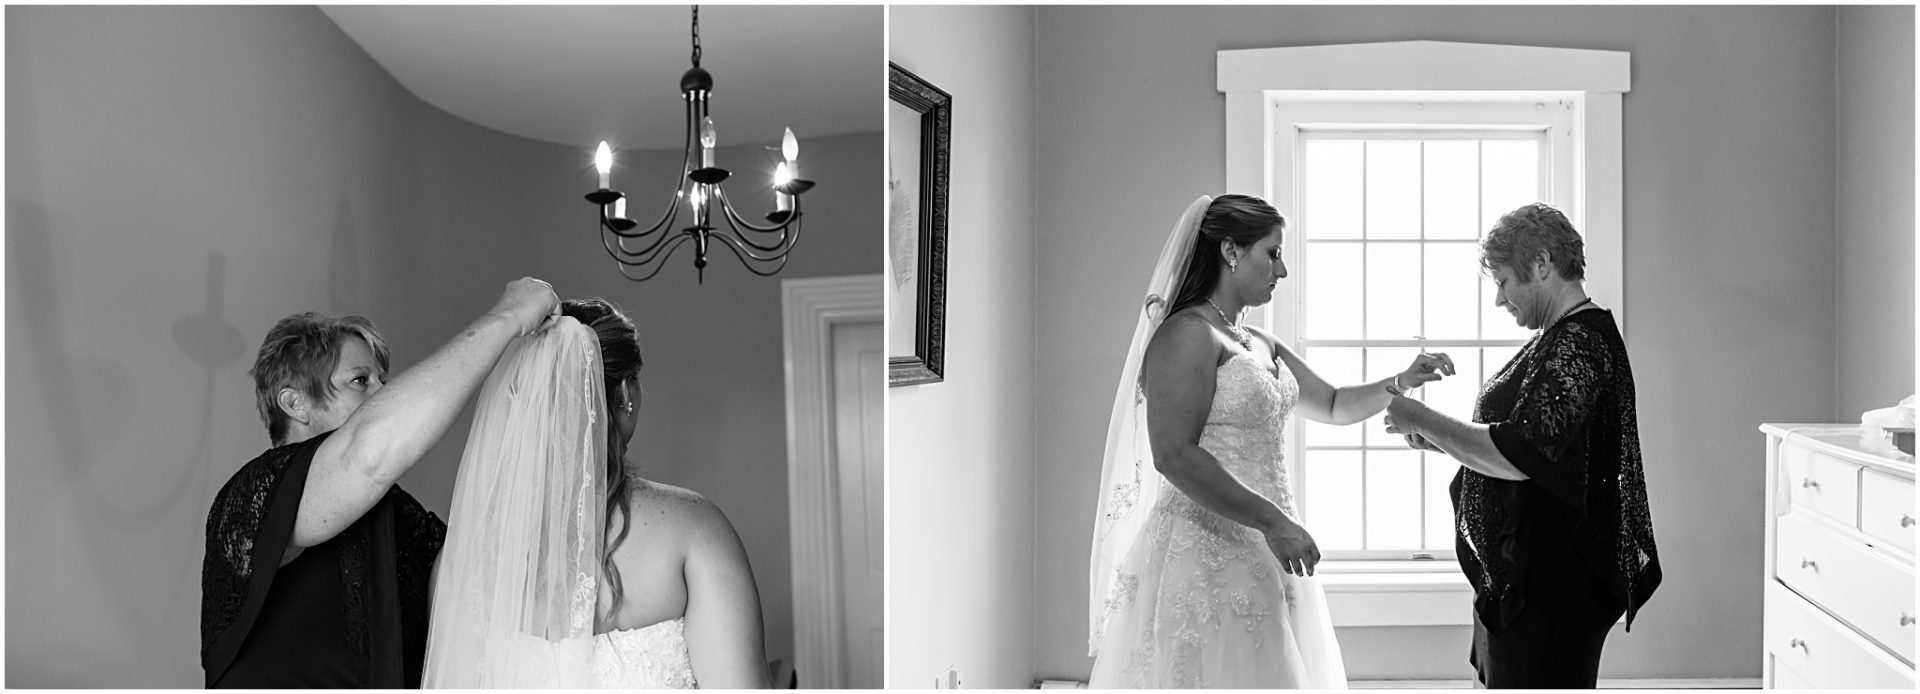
[1351,678,1762,689]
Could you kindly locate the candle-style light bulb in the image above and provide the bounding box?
[782,127,800,180]
[595,141,612,190]
[700,117,717,168]
[774,162,793,214]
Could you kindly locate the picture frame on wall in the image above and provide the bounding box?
[887,62,950,387]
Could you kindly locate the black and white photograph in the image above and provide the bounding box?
[887,4,1915,689]
[7,4,883,688]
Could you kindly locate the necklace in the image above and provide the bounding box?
[1207,298,1252,350]
[1547,297,1594,331]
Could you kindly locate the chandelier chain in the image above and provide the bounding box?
[690,6,702,68]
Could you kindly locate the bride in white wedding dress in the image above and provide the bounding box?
[1089,195,1452,688]
[423,298,771,688]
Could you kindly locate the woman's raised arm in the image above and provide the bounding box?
[287,278,557,563]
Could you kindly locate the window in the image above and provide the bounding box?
[1281,100,1574,560]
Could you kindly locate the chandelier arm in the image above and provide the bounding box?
[712,186,803,234]
[601,189,685,239]
[711,209,804,261]
[602,224,679,260]
[705,232,795,277]
[607,231,697,276]
[612,241,691,282]
[712,210,794,254]
[603,185,685,239]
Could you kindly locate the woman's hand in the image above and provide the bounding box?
[1262,516,1322,577]
[1383,394,1426,437]
[1389,352,1456,394]
[489,277,560,335]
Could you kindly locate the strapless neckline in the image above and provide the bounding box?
[601,616,684,639]
[1221,349,1279,381]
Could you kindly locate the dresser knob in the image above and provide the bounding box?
[1800,478,1820,490]
[1789,638,1807,651]
[1902,514,1915,528]
[1800,559,1818,571]
[1902,614,1915,627]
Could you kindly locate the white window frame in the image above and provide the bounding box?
[1219,40,1629,627]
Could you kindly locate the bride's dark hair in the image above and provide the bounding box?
[561,297,642,614]
[1168,194,1287,315]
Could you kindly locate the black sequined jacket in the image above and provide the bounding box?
[1452,308,1661,633]
[200,430,445,687]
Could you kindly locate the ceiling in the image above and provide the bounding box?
[321,5,883,154]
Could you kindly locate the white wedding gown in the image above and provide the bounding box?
[1089,353,1348,688]
[592,619,698,688]
[479,618,697,688]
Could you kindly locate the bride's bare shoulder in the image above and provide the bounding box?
[623,478,744,547]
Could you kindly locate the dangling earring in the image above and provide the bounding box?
[1229,257,1239,273]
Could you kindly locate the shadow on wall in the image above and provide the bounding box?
[9,223,245,664]
[331,197,359,312]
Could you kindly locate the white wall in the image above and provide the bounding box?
[886,5,1040,689]
[5,5,880,686]
[1030,5,1879,682]
[6,8,432,686]
[1835,5,1916,421]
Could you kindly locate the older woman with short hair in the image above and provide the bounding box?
[202,278,558,688]
[1383,203,1661,688]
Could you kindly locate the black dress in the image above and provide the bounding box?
[1451,308,1662,688]
[200,430,445,688]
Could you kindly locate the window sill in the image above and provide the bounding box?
[1317,561,1474,627]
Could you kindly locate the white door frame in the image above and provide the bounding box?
[781,274,883,688]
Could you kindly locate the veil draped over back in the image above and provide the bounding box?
[423,318,608,687]
[1088,195,1211,655]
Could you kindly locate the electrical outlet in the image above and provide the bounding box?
[933,667,960,689]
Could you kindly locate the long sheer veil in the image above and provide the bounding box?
[423,317,608,687]
[1089,195,1211,656]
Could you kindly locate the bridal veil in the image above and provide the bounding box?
[1088,194,1211,656]
[423,318,608,687]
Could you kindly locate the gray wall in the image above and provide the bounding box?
[1028,5,1906,682]
[887,5,1041,689]
[1836,5,1917,421]
[5,5,880,687]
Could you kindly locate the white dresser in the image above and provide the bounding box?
[1760,424,1915,689]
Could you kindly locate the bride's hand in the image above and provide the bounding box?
[1391,351,1456,393]
[1262,517,1321,577]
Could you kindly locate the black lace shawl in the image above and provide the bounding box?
[200,430,445,687]
[1452,308,1661,632]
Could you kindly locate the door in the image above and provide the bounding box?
[830,320,884,688]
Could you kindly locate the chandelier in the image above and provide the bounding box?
[585,5,815,283]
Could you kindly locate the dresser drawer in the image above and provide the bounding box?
[1765,582,1915,688]
[1859,469,1916,554]
[1774,513,1917,662]
[1769,655,1816,689]
[1783,443,1862,526]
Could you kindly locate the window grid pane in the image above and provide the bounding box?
[1296,132,1548,561]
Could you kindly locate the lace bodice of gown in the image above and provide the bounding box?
[1156,351,1301,524]
[594,618,698,688]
